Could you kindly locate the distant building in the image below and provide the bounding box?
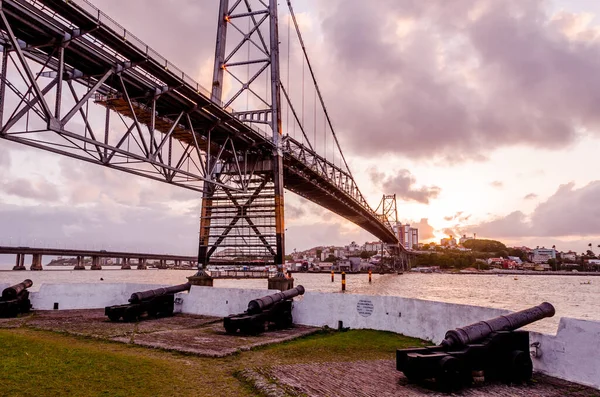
[531,247,557,264]
[487,257,504,266]
[396,224,419,250]
[441,237,457,247]
[459,234,474,245]
[562,251,577,261]
[345,241,361,254]
[507,256,523,265]
[364,242,380,252]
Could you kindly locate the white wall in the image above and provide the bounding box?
[179,286,280,317]
[531,318,600,389]
[292,292,509,343]
[30,283,167,310]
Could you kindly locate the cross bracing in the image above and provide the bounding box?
[0,0,404,269]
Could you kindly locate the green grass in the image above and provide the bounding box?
[0,328,425,397]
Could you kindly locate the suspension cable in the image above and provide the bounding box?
[287,0,353,177]
[286,10,291,137]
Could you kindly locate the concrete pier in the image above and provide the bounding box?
[30,254,43,271]
[137,258,147,270]
[74,256,85,270]
[121,258,131,270]
[13,254,26,270]
[268,274,294,291]
[90,256,102,270]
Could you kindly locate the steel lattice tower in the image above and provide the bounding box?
[197,0,285,273]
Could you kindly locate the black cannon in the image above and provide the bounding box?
[396,302,555,392]
[224,285,305,335]
[0,279,33,318]
[105,282,191,322]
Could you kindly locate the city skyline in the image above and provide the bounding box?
[2,0,600,257]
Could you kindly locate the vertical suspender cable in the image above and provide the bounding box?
[301,49,304,145]
[287,0,353,177]
[287,11,291,138]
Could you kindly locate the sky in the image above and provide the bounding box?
[2,0,600,260]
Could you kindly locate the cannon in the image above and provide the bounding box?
[396,302,555,392]
[224,285,305,335]
[105,282,191,322]
[0,279,33,318]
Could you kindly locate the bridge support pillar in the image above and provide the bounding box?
[187,274,213,287]
[158,259,166,269]
[121,258,131,270]
[30,254,43,271]
[13,254,26,270]
[90,256,102,270]
[268,275,294,291]
[74,256,85,270]
[137,258,147,270]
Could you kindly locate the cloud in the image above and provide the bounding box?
[471,181,600,239]
[524,193,538,200]
[2,177,60,201]
[316,0,600,160]
[372,169,441,204]
[490,181,504,188]
[401,218,435,240]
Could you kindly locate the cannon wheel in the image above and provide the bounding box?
[224,322,238,334]
[123,309,139,323]
[435,356,464,392]
[274,312,293,329]
[508,350,533,383]
[107,312,121,322]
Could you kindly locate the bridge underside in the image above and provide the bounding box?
[0,0,401,264]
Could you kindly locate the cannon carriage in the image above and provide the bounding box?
[0,279,33,318]
[105,282,191,322]
[396,302,556,392]
[224,285,305,335]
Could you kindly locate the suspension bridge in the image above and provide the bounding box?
[0,0,409,274]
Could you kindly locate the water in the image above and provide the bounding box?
[1,269,598,334]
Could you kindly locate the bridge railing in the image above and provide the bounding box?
[29,0,215,102]
[283,136,396,238]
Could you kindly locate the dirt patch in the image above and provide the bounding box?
[26,310,220,339]
[248,360,600,397]
[0,314,31,329]
[116,323,320,357]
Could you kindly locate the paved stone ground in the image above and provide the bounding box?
[244,360,600,397]
[115,323,319,357]
[0,309,319,357]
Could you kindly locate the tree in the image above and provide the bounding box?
[323,254,336,263]
[316,249,323,258]
[284,254,293,261]
[547,258,557,271]
[360,251,371,259]
[463,239,507,253]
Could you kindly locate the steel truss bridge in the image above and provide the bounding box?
[0,0,407,272]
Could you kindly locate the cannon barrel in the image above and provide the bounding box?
[247,285,305,314]
[2,279,33,300]
[128,282,191,303]
[442,302,555,348]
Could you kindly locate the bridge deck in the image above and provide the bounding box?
[0,0,401,245]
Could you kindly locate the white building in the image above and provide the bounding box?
[396,223,419,250]
[562,251,577,261]
[531,248,557,264]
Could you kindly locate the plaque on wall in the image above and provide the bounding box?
[357,299,374,317]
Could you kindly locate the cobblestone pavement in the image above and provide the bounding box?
[0,309,319,357]
[246,360,599,397]
[117,323,320,357]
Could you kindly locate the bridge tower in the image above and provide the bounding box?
[197,0,285,275]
